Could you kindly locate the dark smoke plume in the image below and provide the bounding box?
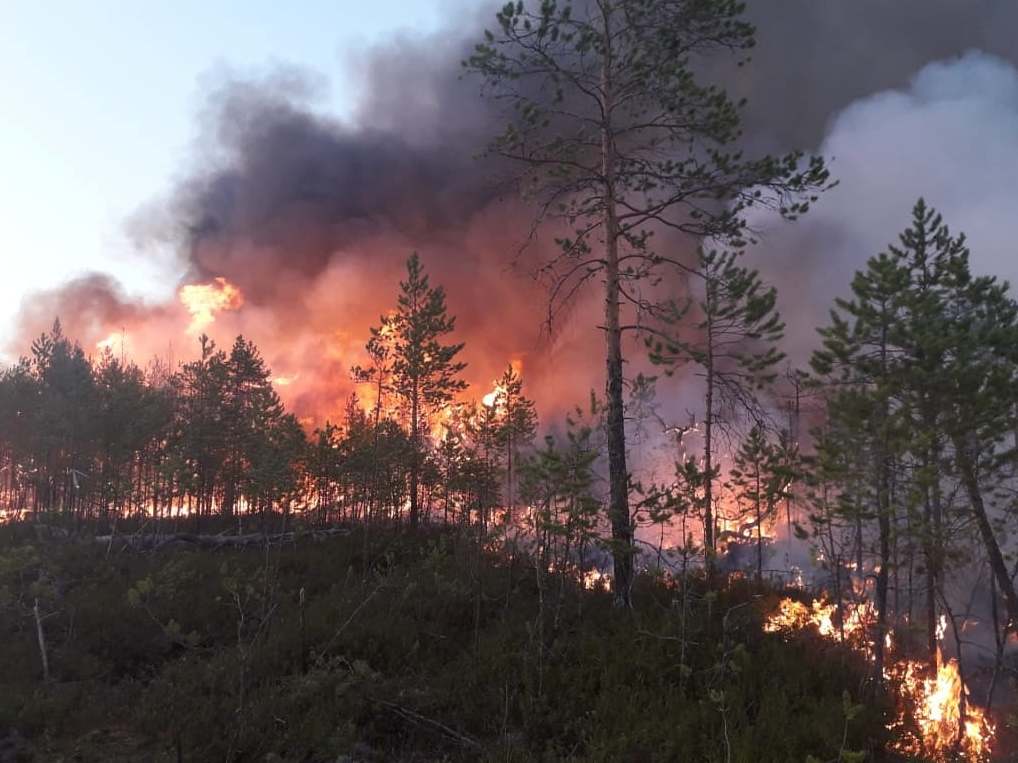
[12,0,1018,425]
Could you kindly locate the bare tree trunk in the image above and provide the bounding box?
[755,476,763,586]
[919,402,945,668]
[298,586,307,674]
[873,327,892,686]
[506,433,513,513]
[923,492,937,664]
[853,515,863,586]
[33,598,50,683]
[786,376,800,571]
[985,568,1008,711]
[921,438,945,669]
[954,440,1018,626]
[704,347,716,578]
[409,383,420,527]
[905,498,915,626]
[873,464,891,685]
[600,4,632,607]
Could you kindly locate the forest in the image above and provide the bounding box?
[3,1,1018,761]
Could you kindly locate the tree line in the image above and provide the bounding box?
[637,196,1018,687]
[0,253,538,534]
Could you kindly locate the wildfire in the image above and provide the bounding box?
[766,598,994,761]
[718,513,779,543]
[582,567,611,591]
[179,277,244,335]
[764,597,838,637]
[544,559,613,592]
[95,331,126,353]
[481,359,523,410]
[430,403,456,442]
[890,652,993,761]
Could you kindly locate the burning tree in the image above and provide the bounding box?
[466,0,830,605]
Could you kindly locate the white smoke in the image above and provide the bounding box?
[747,50,1018,364]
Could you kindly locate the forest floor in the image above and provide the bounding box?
[0,519,895,762]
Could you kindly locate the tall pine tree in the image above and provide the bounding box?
[467,0,829,605]
[383,253,467,526]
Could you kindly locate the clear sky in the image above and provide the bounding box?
[0,1,455,349]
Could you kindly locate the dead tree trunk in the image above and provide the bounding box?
[33,598,50,683]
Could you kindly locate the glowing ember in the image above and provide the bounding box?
[766,597,994,761]
[179,277,244,335]
[544,560,612,592]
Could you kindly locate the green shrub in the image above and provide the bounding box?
[0,527,889,761]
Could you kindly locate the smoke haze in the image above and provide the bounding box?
[747,51,1018,365]
[10,1,1018,432]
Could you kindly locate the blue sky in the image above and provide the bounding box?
[0,1,458,348]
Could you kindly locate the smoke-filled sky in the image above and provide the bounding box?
[750,50,1018,366]
[0,0,450,351]
[3,0,1018,430]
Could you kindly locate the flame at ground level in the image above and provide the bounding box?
[889,651,993,761]
[766,597,994,761]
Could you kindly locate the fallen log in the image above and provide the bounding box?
[93,527,350,552]
[373,698,482,752]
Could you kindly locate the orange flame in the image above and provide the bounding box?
[482,385,502,409]
[481,358,525,410]
[582,567,611,591]
[766,598,994,761]
[889,650,993,761]
[179,277,244,335]
[95,331,126,353]
[429,403,455,442]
